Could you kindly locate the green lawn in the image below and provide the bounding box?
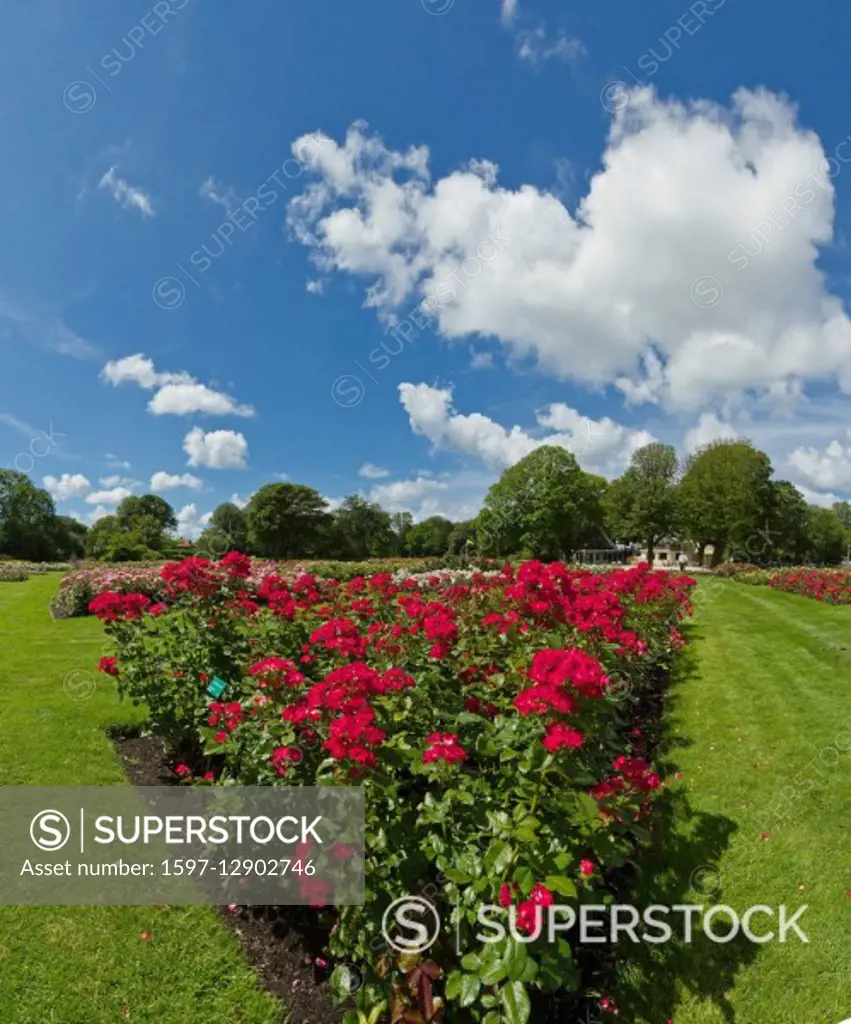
[0,575,286,1024]
[1,575,849,1023]
[619,579,851,1023]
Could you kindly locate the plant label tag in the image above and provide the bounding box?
[207,676,227,699]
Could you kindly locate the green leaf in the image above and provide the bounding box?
[542,874,577,897]
[459,973,481,1007]
[500,981,531,1024]
[502,939,529,982]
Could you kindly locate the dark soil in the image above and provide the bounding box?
[112,730,344,1024]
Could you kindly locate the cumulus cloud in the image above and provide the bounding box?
[43,473,91,501]
[359,462,390,479]
[148,383,254,417]
[369,471,490,522]
[684,413,739,454]
[101,354,254,417]
[287,94,851,412]
[788,433,851,490]
[183,427,248,469]
[398,382,654,478]
[85,486,133,506]
[98,167,155,217]
[100,475,140,489]
[86,505,112,524]
[175,503,213,540]
[151,471,204,492]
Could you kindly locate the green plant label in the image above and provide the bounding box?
[207,676,227,699]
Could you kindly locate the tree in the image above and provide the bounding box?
[447,519,478,556]
[332,496,395,559]
[831,501,851,533]
[246,483,330,558]
[603,443,679,562]
[50,515,88,560]
[197,502,248,559]
[805,505,847,565]
[0,470,60,560]
[389,512,413,556]
[763,482,809,564]
[677,440,773,565]
[478,446,605,560]
[405,516,454,557]
[114,494,177,553]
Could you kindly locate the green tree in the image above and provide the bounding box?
[332,496,395,559]
[389,512,413,555]
[0,470,59,560]
[114,494,178,553]
[447,519,478,556]
[677,440,773,565]
[246,483,330,558]
[805,505,847,565]
[603,443,679,562]
[197,501,249,559]
[762,481,809,563]
[405,516,454,557]
[50,515,88,560]
[478,446,605,560]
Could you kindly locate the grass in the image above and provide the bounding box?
[0,575,286,1024]
[618,579,851,1023]
[2,574,849,1022]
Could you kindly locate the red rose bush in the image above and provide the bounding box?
[95,554,694,1022]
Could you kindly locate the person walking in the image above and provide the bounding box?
[677,551,688,571]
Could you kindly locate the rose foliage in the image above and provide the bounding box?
[94,553,694,1023]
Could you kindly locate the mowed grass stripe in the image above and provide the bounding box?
[0,576,286,1024]
[622,579,851,1023]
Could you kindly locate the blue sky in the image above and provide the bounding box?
[4,0,851,536]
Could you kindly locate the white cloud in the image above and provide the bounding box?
[101,354,189,389]
[359,462,390,479]
[101,354,254,417]
[85,487,133,506]
[399,382,653,478]
[795,484,844,507]
[98,167,155,217]
[105,453,131,469]
[500,0,518,25]
[369,471,489,522]
[684,413,739,454]
[306,279,325,294]
[200,176,238,216]
[175,503,213,540]
[99,475,140,489]
[86,505,111,524]
[183,427,248,469]
[151,471,204,492]
[230,492,251,509]
[517,27,584,66]
[470,350,494,370]
[147,382,254,417]
[43,473,90,501]
[287,95,851,413]
[788,433,851,490]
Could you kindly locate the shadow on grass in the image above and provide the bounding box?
[609,623,759,1023]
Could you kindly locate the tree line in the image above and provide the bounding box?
[2,440,850,565]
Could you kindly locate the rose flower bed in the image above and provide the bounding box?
[94,554,694,1023]
[767,567,851,604]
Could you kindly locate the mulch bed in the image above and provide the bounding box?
[113,731,344,1023]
